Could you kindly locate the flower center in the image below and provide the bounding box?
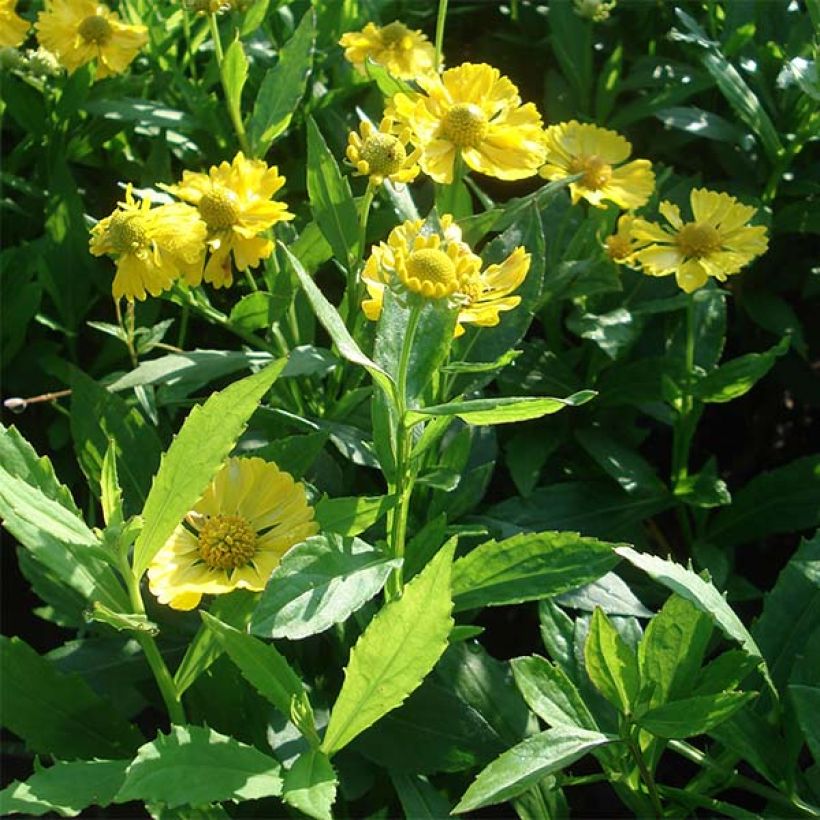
[403,248,458,297]
[606,234,632,261]
[676,222,722,258]
[380,22,410,48]
[78,15,113,45]
[107,212,149,255]
[442,103,488,148]
[198,188,241,230]
[197,514,257,570]
[458,272,483,303]
[569,155,612,190]
[361,132,407,178]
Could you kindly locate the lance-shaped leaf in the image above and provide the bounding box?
[314,494,397,536]
[453,727,614,813]
[585,608,640,713]
[637,692,756,739]
[132,361,285,578]
[452,531,620,612]
[115,726,282,808]
[222,38,248,125]
[321,541,456,756]
[282,750,337,820]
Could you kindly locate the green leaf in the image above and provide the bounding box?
[693,337,789,403]
[100,439,123,527]
[675,457,731,508]
[0,759,128,818]
[0,467,128,611]
[132,361,285,578]
[321,541,456,755]
[87,602,158,636]
[407,391,596,426]
[638,692,755,738]
[511,655,598,731]
[229,292,289,332]
[638,595,713,709]
[707,456,820,548]
[281,244,394,400]
[201,612,307,720]
[314,494,397,536]
[390,773,451,819]
[614,547,771,685]
[653,106,748,144]
[70,369,162,516]
[251,534,400,640]
[584,608,640,713]
[753,531,820,691]
[451,531,620,612]
[306,117,358,271]
[115,726,282,808]
[364,56,415,96]
[789,635,820,764]
[222,38,249,122]
[251,431,328,478]
[0,636,143,759]
[282,750,337,820]
[248,10,315,154]
[453,727,613,813]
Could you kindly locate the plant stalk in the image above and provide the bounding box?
[626,735,663,819]
[434,0,448,72]
[209,13,251,155]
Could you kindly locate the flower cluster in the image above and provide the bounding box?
[91,153,293,300]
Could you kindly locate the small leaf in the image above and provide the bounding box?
[132,361,285,578]
[229,292,288,332]
[282,750,337,820]
[453,727,613,813]
[390,773,451,819]
[638,692,755,738]
[314,494,397,536]
[251,534,400,640]
[321,541,456,755]
[222,38,248,122]
[364,56,415,96]
[451,531,620,612]
[407,391,596,426]
[100,439,123,527]
[115,726,282,808]
[584,608,640,713]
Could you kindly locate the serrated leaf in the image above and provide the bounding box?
[638,692,755,738]
[321,541,456,755]
[282,750,337,820]
[584,608,640,713]
[407,391,596,426]
[451,531,620,612]
[132,361,285,578]
[314,494,397,536]
[249,11,315,154]
[116,727,282,808]
[453,727,613,813]
[0,759,128,818]
[0,636,143,759]
[251,534,400,640]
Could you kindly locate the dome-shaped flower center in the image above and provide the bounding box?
[380,22,411,48]
[569,155,612,190]
[78,15,113,45]
[361,132,407,178]
[458,271,483,303]
[107,212,149,255]
[605,233,632,261]
[198,514,257,570]
[676,222,721,258]
[442,103,488,148]
[198,188,241,230]
[404,248,458,297]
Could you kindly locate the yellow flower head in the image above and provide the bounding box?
[387,62,546,185]
[162,152,294,289]
[540,120,655,210]
[362,215,530,337]
[35,0,147,79]
[605,214,645,263]
[89,186,207,302]
[0,0,29,48]
[148,457,318,611]
[346,117,421,186]
[573,0,617,22]
[629,188,769,293]
[339,20,437,80]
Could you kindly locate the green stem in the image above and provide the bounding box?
[385,304,423,601]
[115,298,139,368]
[119,557,186,725]
[209,13,251,155]
[626,735,663,819]
[672,294,696,547]
[181,7,198,81]
[346,183,376,329]
[434,0,448,72]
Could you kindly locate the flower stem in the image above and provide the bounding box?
[385,303,423,601]
[346,183,376,329]
[626,735,663,819]
[434,0,448,72]
[209,13,251,155]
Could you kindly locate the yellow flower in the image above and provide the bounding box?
[339,20,437,80]
[89,186,207,302]
[573,0,617,22]
[346,117,421,186]
[539,120,655,210]
[605,214,645,263]
[361,215,529,337]
[148,457,318,611]
[387,62,546,185]
[629,188,769,293]
[0,0,29,48]
[35,0,147,79]
[162,152,294,289]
